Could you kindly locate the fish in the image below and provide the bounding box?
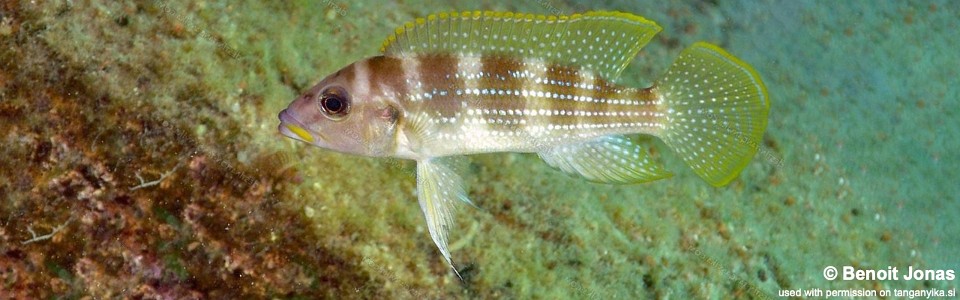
[278,11,769,278]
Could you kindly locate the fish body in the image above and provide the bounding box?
[324,54,665,158]
[278,11,769,278]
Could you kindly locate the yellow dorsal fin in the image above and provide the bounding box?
[380,11,662,80]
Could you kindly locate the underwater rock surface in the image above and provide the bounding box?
[1,0,956,299]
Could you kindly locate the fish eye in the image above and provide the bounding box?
[318,86,350,119]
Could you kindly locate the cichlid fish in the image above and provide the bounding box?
[278,11,769,278]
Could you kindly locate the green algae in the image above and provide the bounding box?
[0,1,374,298]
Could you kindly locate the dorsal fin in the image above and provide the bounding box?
[380,11,662,80]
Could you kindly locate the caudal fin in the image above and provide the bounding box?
[655,42,770,186]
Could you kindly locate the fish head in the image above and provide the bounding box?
[278,59,401,157]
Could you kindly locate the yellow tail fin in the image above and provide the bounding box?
[656,42,770,186]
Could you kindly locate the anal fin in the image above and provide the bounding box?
[538,135,672,184]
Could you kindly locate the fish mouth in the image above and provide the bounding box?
[278,109,316,144]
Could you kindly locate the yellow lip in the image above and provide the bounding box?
[285,124,315,143]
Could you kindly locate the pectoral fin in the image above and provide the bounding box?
[416,157,472,279]
[538,135,672,184]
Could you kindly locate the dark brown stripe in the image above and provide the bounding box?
[485,55,524,100]
[366,55,405,98]
[593,79,623,123]
[420,53,460,85]
[337,62,357,86]
[478,54,528,130]
[636,87,659,101]
[414,53,464,118]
